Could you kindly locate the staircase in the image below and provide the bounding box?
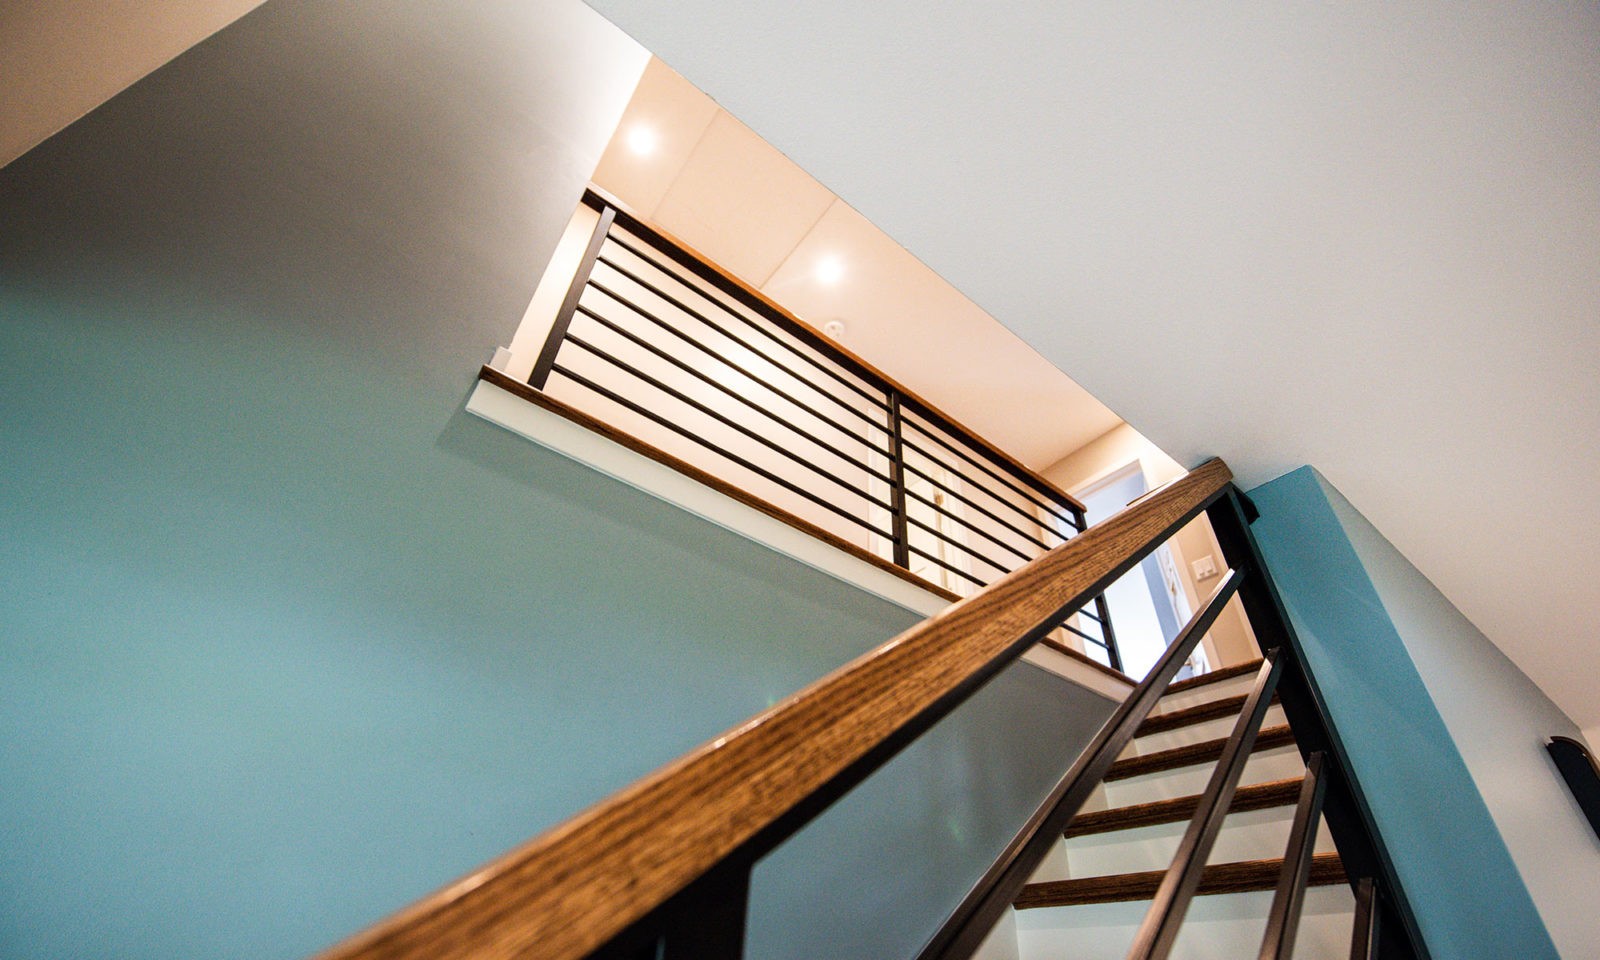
[984,661,1358,960]
[311,462,1415,960]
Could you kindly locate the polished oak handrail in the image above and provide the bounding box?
[313,458,1233,960]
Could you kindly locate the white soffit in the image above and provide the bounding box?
[591,57,1125,469]
[583,1,1600,728]
[762,199,1123,464]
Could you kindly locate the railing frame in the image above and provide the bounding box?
[1259,751,1330,960]
[314,461,1234,960]
[523,189,1124,666]
[1206,488,1429,960]
[313,460,1429,960]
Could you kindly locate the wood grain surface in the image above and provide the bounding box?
[1136,693,1281,737]
[1065,777,1304,838]
[1015,854,1346,908]
[312,457,1234,960]
[1106,724,1297,781]
[1164,658,1264,695]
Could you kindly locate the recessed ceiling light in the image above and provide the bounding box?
[625,124,658,157]
[814,255,845,286]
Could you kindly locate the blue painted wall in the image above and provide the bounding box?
[1248,466,1558,959]
[0,3,1115,957]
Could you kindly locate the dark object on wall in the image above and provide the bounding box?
[1546,736,1600,839]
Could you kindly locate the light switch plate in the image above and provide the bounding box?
[1191,556,1218,581]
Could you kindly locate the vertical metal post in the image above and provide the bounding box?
[1350,877,1380,960]
[1205,489,1426,960]
[886,393,911,569]
[1093,592,1123,674]
[528,205,616,390]
[658,862,752,960]
[1259,752,1330,960]
[1074,506,1124,674]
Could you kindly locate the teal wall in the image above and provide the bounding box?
[1248,467,1559,959]
[0,2,1116,957]
[1306,470,1598,957]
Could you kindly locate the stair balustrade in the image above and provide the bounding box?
[485,187,1121,669]
[311,459,1429,960]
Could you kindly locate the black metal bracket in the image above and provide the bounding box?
[1547,735,1600,840]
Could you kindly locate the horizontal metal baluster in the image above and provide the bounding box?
[562,335,895,512]
[1259,752,1329,960]
[1127,648,1287,960]
[901,515,1018,582]
[898,432,1071,534]
[581,279,892,451]
[900,457,1055,551]
[572,304,895,484]
[904,542,989,590]
[550,363,895,541]
[600,234,891,413]
[901,485,1038,565]
[1060,620,1112,650]
[898,418,1077,528]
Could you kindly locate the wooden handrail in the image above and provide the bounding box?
[313,459,1233,960]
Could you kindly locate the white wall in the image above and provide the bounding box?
[581,0,1600,744]
[1314,472,1600,959]
[1042,424,1258,668]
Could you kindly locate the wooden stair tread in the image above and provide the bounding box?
[1136,692,1280,738]
[1066,777,1304,838]
[1163,659,1263,696]
[1015,854,1346,909]
[1106,725,1296,781]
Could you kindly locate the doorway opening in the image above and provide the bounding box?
[1074,463,1206,680]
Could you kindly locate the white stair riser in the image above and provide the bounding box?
[1105,744,1306,806]
[1015,884,1356,960]
[1125,704,1289,756]
[1048,809,1337,879]
[1152,672,1263,714]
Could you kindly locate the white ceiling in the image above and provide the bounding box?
[585,2,1600,727]
[591,59,1125,466]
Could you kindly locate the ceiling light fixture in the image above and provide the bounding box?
[814,255,845,286]
[625,124,658,157]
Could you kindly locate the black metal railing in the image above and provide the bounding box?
[313,463,1430,960]
[916,484,1429,960]
[526,190,1120,669]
